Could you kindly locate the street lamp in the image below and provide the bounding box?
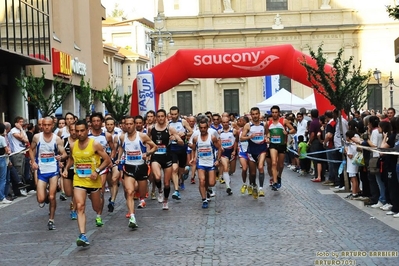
[147,12,174,109]
[388,71,399,109]
[373,68,398,108]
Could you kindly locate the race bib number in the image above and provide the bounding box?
[127,151,142,161]
[252,133,264,142]
[198,147,212,157]
[270,135,281,144]
[76,163,92,178]
[221,140,233,148]
[157,145,167,154]
[40,152,55,163]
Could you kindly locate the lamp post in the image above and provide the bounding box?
[148,13,174,109]
[373,68,398,109]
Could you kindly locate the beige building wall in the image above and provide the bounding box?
[157,0,399,114]
[30,0,108,117]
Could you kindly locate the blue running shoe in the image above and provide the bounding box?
[271,183,279,191]
[277,177,282,188]
[180,182,185,190]
[202,201,209,209]
[70,210,77,220]
[172,190,181,200]
[76,234,90,247]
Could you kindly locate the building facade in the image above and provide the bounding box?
[154,0,399,115]
[0,0,108,123]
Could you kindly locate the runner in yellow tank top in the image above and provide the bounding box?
[62,120,111,247]
[266,105,296,191]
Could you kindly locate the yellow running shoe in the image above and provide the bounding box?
[247,185,253,195]
[219,178,225,184]
[258,189,265,197]
[252,186,258,199]
[240,184,247,194]
[216,176,220,182]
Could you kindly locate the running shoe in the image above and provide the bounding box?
[216,176,220,182]
[172,190,181,200]
[271,183,279,191]
[151,192,156,200]
[108,201,115,212]
[70,210,77,220]
[247,185,253,195]
[258,189,265,197]
[219,178,225,184]
[133,192,139,200]
[226,188,233,196]
[180,182,185,190]
[137,200,146,208]
[59,192,67,201]
[157,191,164,203]
[76,234,90,247]
[182,172,189,180]
[95,217,104,227]
[277,177,282,189]
[70,202,74,210]
[105,187,110,192]
[125,213,130,218]
[240,184,247,194]
[252,186,258,199]
[162,201,169,210]
[128,216,138,229]
[47,221,56,230]
[269,178,273,186]
[208,188,216,197]
[202,200,209,209]
[191,177,196,184]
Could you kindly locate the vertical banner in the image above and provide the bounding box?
[137,71,156,117]
[264,75,280,99]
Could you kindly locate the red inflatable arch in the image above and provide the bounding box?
[130,44,333,116]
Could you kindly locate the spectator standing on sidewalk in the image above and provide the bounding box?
[0,123,12,204]
[8,116,30,186]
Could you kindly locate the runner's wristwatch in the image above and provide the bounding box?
[95,168,101,174]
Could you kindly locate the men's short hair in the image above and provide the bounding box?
[75,119,88,129]
[90,112,104,122]
[14,116,24,123]
[170,106,179,113]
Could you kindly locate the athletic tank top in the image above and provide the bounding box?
[197,133,216,167]
[239,129,249,153]
[169,119,186,151]
[60,127,70,139]
[35,133,58,174]
[151,125,170,155]
[268,117,286,145]
[72,138,101,188]
[220,129,235,150]
[247,122,267,154]
[88,131,107,150]
[105,131,118,154]
[64,137,74,169]
[123,132,146,166]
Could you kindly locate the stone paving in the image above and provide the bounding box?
[1,166,399,266]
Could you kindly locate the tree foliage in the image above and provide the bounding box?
[300,44,371,117]
[76,77,93,116]
[300,44,371,191]
[97,86,131,122]
[387,5,399,20]
[109,3,126,18]
[16,68,72,117]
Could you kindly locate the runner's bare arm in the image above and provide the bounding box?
[29,134,39,170]
[55,136,68,161]
[93,141,111,172]
[240,123,251,141]
[140,133,158,159]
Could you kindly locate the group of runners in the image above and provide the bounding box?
[28,105,295,247]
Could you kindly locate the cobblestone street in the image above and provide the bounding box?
[1,166,399,266]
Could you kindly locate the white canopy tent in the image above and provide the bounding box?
[256,88,313,111]
[304,93,317,109]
